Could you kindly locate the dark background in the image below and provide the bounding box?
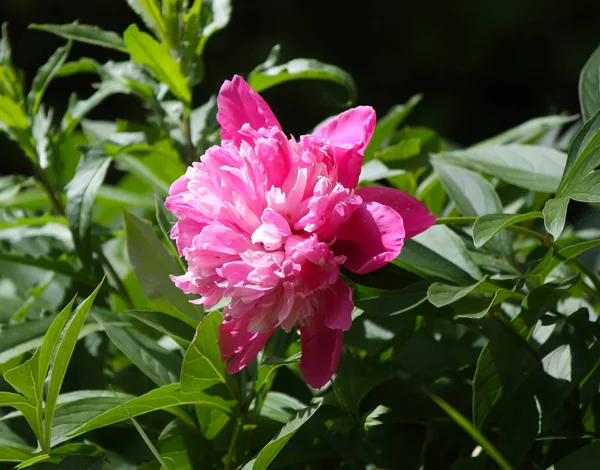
[1,0,600,175]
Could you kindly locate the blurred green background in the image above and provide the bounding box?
[1,0,599,176]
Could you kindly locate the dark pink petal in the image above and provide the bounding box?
[356,186,436,239]
[334,201,405,274]
[299,315,344,389]
[324,279,354,331]
[219,314,274,374]
[217,75,281,143]
[312,106,376,188]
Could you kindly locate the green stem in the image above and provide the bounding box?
[31,158,134,308]
[225,367,260,470]
[97,251,134,309]
[32,162,65,216]
[182,107,195,166]
[224,416,243,470]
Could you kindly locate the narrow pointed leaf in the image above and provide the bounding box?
[123,24,190,103]
[242,403,321,470]
[27,42,71,115]
[30,23,126,52]
[44,281,103,443]
[579,42,600,122]
[473,212,543,248]
[557,109,600,196]
[65,149,111,267]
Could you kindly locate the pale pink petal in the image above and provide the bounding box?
[334,201,405,274]
[356,186,436,239]
[251,208,292,250]
[312,106,376,188]
[299,315,344,389]
[324,279,354,331]
[219,315,274,373]
[217,75,281,143]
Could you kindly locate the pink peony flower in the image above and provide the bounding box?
[165,76,436,389]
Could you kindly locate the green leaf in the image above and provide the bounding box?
[440,145,566,193]
[0,445,30,463]
[56,58,100,77]
[427,278,486,308]
[547,442,600,469]
[355,281,429,316]
[124,0,166,39]
[37,298,76,398]
[472,212,543,248]
[124,210,202,325]
[44,281,103,444]
[249,45,356,104]
[0,23,13,66]
[364,94,422,160]
[473,115,577,147]
[195,0,233,55]
[124,310,195,344]
[425,389,513,470]
[0,393,38,438]
[568,170,600,202]
[116,154,171,196]
[373,138,421,167]
[65,149,111,267]
[49,392,134,446]
[358,159,405,183]
[27,42,71,115]
[541,240,600,278]
[0,95,28,129]
[3,353,40,403]
[123,24,190,103]
[396,225,482,285]
[242,403,321,470]
[189,96,217,146]
[29,23,126,52]
[65,383,233,442]
[181,311,233,394]
[579,42,600,122]
[557,109,600,196]
[112,390,175,470]
[95,312,181,387]
[0,253,97,288]
[96,185,154,209]
[432,160,513,259]
[254,353,301,394]
[543,197,569,240]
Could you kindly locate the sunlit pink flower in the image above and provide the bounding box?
[166,76,436,388]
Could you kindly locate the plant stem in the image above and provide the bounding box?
[97,251,134,309]
[182,107,195,166]
[224,416,243,470]
[225,368,260,470]
[32,163,65,216]
[31,160,134,308]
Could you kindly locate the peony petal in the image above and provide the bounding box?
[219,314,274,373]
[356,186,436,239]
[312,106,376,188]
[217,75,281,143]
[299,315,344,389]
[324,279,354,331]
[251,208,292,250]
[334,201,405,274]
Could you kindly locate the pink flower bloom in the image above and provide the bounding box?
[166,76,436,389]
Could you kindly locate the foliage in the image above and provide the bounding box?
[1,1,600,469]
